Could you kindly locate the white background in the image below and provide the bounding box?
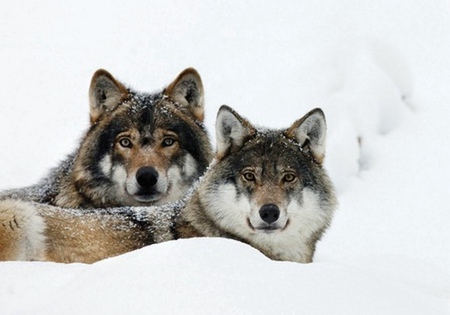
[1,1,449,313]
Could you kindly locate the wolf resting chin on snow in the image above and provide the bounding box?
[0,106,337,264]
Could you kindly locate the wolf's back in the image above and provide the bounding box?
[0,153,75,204]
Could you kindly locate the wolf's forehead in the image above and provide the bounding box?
[120,95,166,126]
[114,106,188,138]
[125,92,179,117]
[121,90,159,110]
[242,133,303,165]
[249,130,297,152]
[127,90,163,107]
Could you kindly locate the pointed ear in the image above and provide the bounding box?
[215,105,255,159]
[89,69,128,124]
[165,68,205,121]
[285,108,327,164]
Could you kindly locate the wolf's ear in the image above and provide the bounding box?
[89,69,128,124]
[165,68,205,121]
[215,105,256,159]
[285,108,327,164]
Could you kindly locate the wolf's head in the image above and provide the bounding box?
[70,68,213,207]
[198,105,337,263]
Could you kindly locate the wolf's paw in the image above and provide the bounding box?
[0,199,46,261]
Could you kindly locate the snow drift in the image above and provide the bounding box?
[0,0,449,314]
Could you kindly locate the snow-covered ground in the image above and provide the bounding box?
[1,1,450,314]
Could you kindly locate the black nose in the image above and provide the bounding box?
[259,204,280,224]
[136,167,158,188]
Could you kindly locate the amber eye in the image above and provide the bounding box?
[242,172,256,182]
[283,173,296,183]
[162,137,175,147]
[119,138,132,148]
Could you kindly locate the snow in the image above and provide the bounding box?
[1,0,450,314]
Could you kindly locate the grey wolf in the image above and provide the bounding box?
[0,68,213,208]
[0,105,337,263]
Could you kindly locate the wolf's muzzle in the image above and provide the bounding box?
[128,166,166,203]
[136,167,158,189]
[259,204,280,224]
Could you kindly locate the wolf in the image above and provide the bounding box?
[0,105,337,263]
[0,68,213,208]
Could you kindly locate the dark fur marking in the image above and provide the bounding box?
[99,89,107,103]
[137,104,156,133]
[181,80,198,105]
[13,217,19,229]
[168,122,209,170]
[141,136,152,146]
[91,119,128,176]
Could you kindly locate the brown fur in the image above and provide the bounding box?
[165,69,205,121]
[0,68,213,210]
[0,200,46,261]
[89,69,129,124]
[56,68,213,208]
[0,214,22,261]
[42,211,149,263]
[0,106,336,264]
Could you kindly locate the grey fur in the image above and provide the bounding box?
[0,68,213,208]
[0,105,336,263]
[176,106,337,263]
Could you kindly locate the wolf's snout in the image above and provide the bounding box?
[259,204,280,224]
[136,167,158,188]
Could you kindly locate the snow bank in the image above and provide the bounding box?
[1,0,450,314]
[1,239,449,314]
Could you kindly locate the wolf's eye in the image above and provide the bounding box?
[242,172,256,182]
[119,138,132,148]
[162,137,175,147]
[283,173,297,183]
